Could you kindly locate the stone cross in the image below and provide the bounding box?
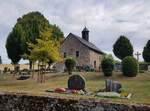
[135,51,141,62]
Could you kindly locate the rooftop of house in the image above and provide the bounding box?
[66,33,104,54]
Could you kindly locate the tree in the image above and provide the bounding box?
[101,55,114,76]
[122,56,138,77]
[0,56,2,64]
[6,24,25,64]
[113,35,133,60]
[28,28,61,83]
[6,11,64,69]
[143,40,150,63]
[65,58,76,75]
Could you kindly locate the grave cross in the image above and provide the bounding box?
[135,51,141,61]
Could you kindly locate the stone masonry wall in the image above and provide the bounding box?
[61,36,90,66]
[0,92,150,111]
[89,50,103,70]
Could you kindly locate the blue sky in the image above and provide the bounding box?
[0,0,150,63]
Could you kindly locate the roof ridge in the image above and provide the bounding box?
[69,33,104,54]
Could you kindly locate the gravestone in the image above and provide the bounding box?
[68,74,85,90]
[114,63,122,71]
[148,65,150,72]
[105,79,121,92]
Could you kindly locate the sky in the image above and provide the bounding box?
[0,0,150,64]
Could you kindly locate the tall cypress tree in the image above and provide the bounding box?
[143,40,150,63]
[0,56,2,64]
[113,35,133,60]
[6,24,25,64]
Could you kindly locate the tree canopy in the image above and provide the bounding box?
[28,27,61,63]
[5,11,64,64]
[0,56,2,64]
[6,24,25,64]
[143,40,150,63]
[113,35,133,60]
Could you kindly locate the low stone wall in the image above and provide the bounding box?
[0,92,150,111]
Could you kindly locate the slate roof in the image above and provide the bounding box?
[66,33,104,54]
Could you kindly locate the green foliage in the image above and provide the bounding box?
[28,28,61,64]
[0,57,1,64]
[82,65,95,72]
[142,40,150,63]
[122,56,138,77]
[103,54,115,63]
[6,11,64,64]
[65,58,76,75]
[101,57,114,76]
[113,35,133,60]
[6,24,25,64]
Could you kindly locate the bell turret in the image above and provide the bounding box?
[82,27,89,42]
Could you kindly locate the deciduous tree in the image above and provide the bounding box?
[28,28,61,83]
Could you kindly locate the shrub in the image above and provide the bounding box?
[65,58,76,75]
[82,65,95,72]
[83,65,90,72]
[101,58,114,76]
[122,56,138,77]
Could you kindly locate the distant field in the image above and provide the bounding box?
[0,71,150,104]
[0,64,39,70]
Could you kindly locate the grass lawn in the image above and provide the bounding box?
[0,71,150,104]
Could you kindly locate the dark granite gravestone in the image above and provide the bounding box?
[105,79,121,92]
[114,63,122,71]
[68,74,86,90]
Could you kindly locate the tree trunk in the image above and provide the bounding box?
[32,63,34,79]
[13,64,16,77]
[37,62,40,83]
[29,61,32,70]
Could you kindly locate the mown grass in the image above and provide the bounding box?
[0,71,150,104]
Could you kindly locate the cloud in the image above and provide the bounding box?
[0,0,150,63]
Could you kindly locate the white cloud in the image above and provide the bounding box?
[0,0,150,63]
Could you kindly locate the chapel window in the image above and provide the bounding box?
[76,51,79,58]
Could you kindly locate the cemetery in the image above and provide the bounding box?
[0,69,150,104]
[0,2,150,110]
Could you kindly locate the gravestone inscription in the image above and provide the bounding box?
[68,74,86,90]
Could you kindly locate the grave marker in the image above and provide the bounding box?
[68,74,86,90]
[148,65,150,72]
[105,79,121,92]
